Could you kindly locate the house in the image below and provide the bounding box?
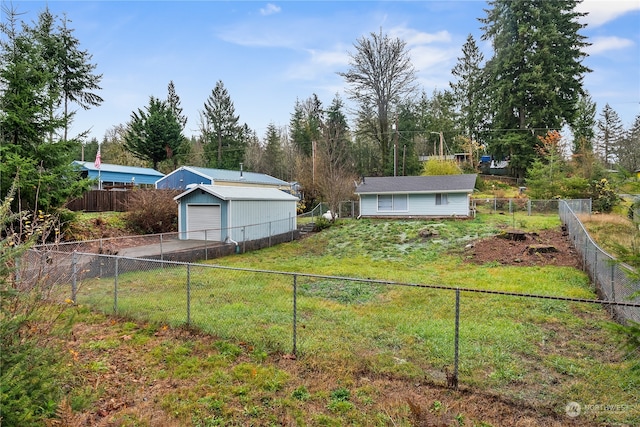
[156,166,292,192]
[635,168,640,180]
[174,184,298,242]
[355,174,477,218]
[73,161,164,188]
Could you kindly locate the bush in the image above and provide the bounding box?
[314,216,332,231]
[125,189,179,234]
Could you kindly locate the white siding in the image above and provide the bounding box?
[229,199,296,241]
[359,192,470,217]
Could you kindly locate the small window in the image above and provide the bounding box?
[436,193,448,205]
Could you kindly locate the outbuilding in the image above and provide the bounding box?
[157,166,292,192]
[355,174,477,218]
[73,161,164,188]
[174,184,298,243]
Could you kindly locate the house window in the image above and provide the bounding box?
[378,194,408,211]
[436,193,448,205]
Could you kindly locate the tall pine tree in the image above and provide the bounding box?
[480,0,591,177]
[450,34,486,145]
[124,96,184,170]
[200,80,245,169]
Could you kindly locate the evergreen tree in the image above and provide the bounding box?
[0,6,94,211]
[571,92,596,154]
[615,114,640,174]
[595,103,624,169]
[56,14,103,140]
[167,80,187,129]
[480,0,591,177]
[124,96,184,170]
[262,123,284,179]
[200,80,245,169]
[339,29,417,174]
[450,34,486,145]
[289,95,322,157]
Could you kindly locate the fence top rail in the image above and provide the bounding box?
[55,249,640,308]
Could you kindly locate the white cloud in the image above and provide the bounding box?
[576,0,640,27]
[389,28,452,47]
[260,3,281,16]
[286,47,350,81]
[587,36,635,54]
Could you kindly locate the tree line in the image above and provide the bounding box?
[2,1,640,216]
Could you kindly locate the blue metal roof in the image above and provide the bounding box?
[156,166,289,189]
[189,167,289,186]
[73,161,164,185]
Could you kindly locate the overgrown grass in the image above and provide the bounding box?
[68,214,640,424]
[579,213,640,256]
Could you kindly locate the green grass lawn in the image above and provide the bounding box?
[70,213,640,424]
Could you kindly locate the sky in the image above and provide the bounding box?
[5,0,640,144]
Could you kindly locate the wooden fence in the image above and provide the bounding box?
[66,190,132,212]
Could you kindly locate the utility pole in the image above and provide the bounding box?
[430,131,444,159]
[393,116,399,176]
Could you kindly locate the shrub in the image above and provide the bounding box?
[125,189,179,234]
[314,216,332,231]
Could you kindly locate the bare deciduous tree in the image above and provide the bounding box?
[339,30,417,175]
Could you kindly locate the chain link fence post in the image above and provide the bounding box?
[453,288,460,390]
[610,262,616,302]
[71,251,78,303]
[114,257,119,314]
[293,274,298,357]
[186,264,191,326]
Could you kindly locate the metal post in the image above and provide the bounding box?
[114,257,119,314]
[293,274,298,356]
[186,264,191,325]
[453,288,460,390]
[610,263,616,302]
[493,197,497,213]
[269,221,272,247]
[71,251,78,303]
[527,200,532,216]
[160,233,164,261]
[205,229,208,260]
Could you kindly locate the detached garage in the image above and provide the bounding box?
[174,184,298,243]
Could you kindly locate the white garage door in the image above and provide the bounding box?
[187,205,221,241]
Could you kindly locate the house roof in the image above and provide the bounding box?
[355,174,477,195]
[73,161,164,177]
[174,184,298,202]
[178,166,289,186]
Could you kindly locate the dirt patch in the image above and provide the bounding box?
[462,226,582,268]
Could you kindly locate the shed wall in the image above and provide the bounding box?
[228,199,297,241]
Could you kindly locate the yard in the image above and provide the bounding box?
[40,212,640,426]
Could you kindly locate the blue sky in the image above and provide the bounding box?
[7,1,640,143]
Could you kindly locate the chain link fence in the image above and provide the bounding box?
[472,197,563,216]
[560,200,640,323]
[17,247,640,400]
[37,217,300,262]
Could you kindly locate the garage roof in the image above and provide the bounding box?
[174,184,298,202]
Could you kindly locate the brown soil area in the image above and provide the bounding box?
[462,226,582,269]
